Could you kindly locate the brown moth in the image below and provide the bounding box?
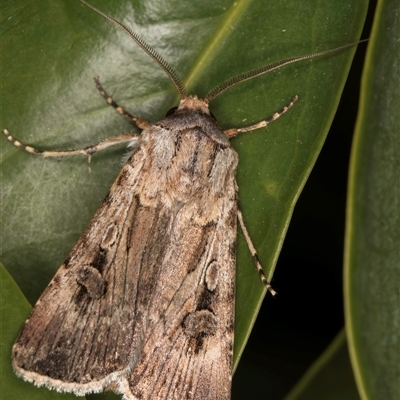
[4,1,365,399]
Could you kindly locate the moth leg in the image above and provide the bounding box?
[237,207,277,296]
[3,129,139,170]
[224,95,299,138]
[94,76,150,130]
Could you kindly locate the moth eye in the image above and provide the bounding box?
[165,106,178,117]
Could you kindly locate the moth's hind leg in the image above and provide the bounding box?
[3,129,139,170]
[237,207,277,296]
[224,95,299,138]
[94,76,150,130]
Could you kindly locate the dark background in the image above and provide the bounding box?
[233,1,377,398]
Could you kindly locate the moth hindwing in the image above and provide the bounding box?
[5,1,364,399]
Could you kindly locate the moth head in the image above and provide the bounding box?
[177,96,210,113]
[165,98,218,120]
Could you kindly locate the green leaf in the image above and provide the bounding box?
[344,0,400,399]
[1,0,367,398]
[283,330,360,400]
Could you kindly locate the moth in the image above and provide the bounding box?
[4,1,364,399]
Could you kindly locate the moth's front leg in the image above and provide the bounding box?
[2,129,140,170]
[224,95,299,138]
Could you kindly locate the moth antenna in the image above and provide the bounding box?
[80,0,186,99]
[205,39,368,103]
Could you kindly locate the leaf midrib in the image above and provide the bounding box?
[183,0,254,95]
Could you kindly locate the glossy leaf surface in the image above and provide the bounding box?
[1,0,367,398]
